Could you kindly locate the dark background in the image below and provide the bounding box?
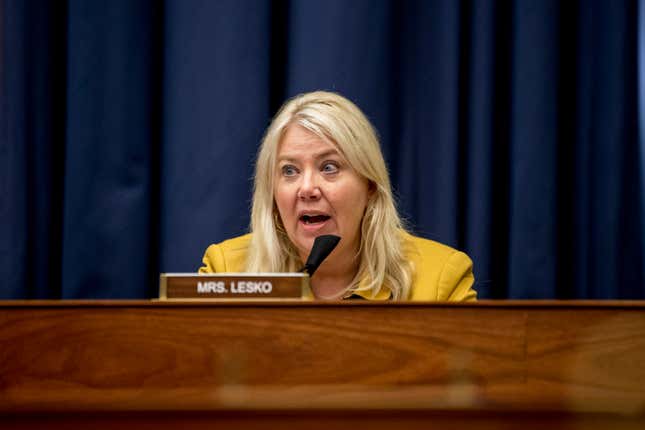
[2,0,644,299]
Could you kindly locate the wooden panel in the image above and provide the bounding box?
[0,305,524,408]
[523,310,645,412]
[1,300,645,428]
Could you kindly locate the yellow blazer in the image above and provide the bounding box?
[199,232,476,301]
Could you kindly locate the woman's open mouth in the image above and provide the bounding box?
[299,213,331,232]
[300,214,331,224]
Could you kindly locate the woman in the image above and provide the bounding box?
[199,91,476,301]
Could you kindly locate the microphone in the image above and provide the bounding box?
[300,235,341,277]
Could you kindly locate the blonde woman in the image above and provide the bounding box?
[199,91,476,301]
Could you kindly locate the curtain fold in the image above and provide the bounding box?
[1,0,66,298]
[60,0,161,297]
[160,0,272,274]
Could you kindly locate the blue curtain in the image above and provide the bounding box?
[2,0,643,299]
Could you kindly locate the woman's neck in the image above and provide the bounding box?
[308,252,359,300]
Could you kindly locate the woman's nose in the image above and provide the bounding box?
[298,171,321,200]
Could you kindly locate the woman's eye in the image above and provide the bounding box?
[281,165,298,176]
[322,162,339,174]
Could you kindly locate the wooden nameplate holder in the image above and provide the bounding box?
[159,273,310,300]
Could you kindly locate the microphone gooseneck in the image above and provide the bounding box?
[300,235,341,277]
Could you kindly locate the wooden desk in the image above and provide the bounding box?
[1,300,644,428]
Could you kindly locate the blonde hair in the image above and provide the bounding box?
[246,91,413,300]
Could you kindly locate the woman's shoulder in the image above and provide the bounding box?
[400,231,476,301]
[401,231,464,259]
[199,233,252,273]
[214,233,253,251]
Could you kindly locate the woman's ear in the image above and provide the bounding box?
[273,203,286,234]
[368,181,377,198]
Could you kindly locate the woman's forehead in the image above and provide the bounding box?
[277,124,342,160]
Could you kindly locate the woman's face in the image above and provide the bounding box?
[274,124,371,263]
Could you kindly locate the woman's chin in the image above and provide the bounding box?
[291,225,340,258]
[295,237,315,255]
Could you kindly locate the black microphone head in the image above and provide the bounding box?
[302,235,341,276]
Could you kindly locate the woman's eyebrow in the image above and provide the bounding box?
[315,149,340,160]
[277,156,297,163]
[277,149,340,162]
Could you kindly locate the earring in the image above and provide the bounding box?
[273,211,286,234]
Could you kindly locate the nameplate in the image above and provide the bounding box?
[159,273,310,300]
